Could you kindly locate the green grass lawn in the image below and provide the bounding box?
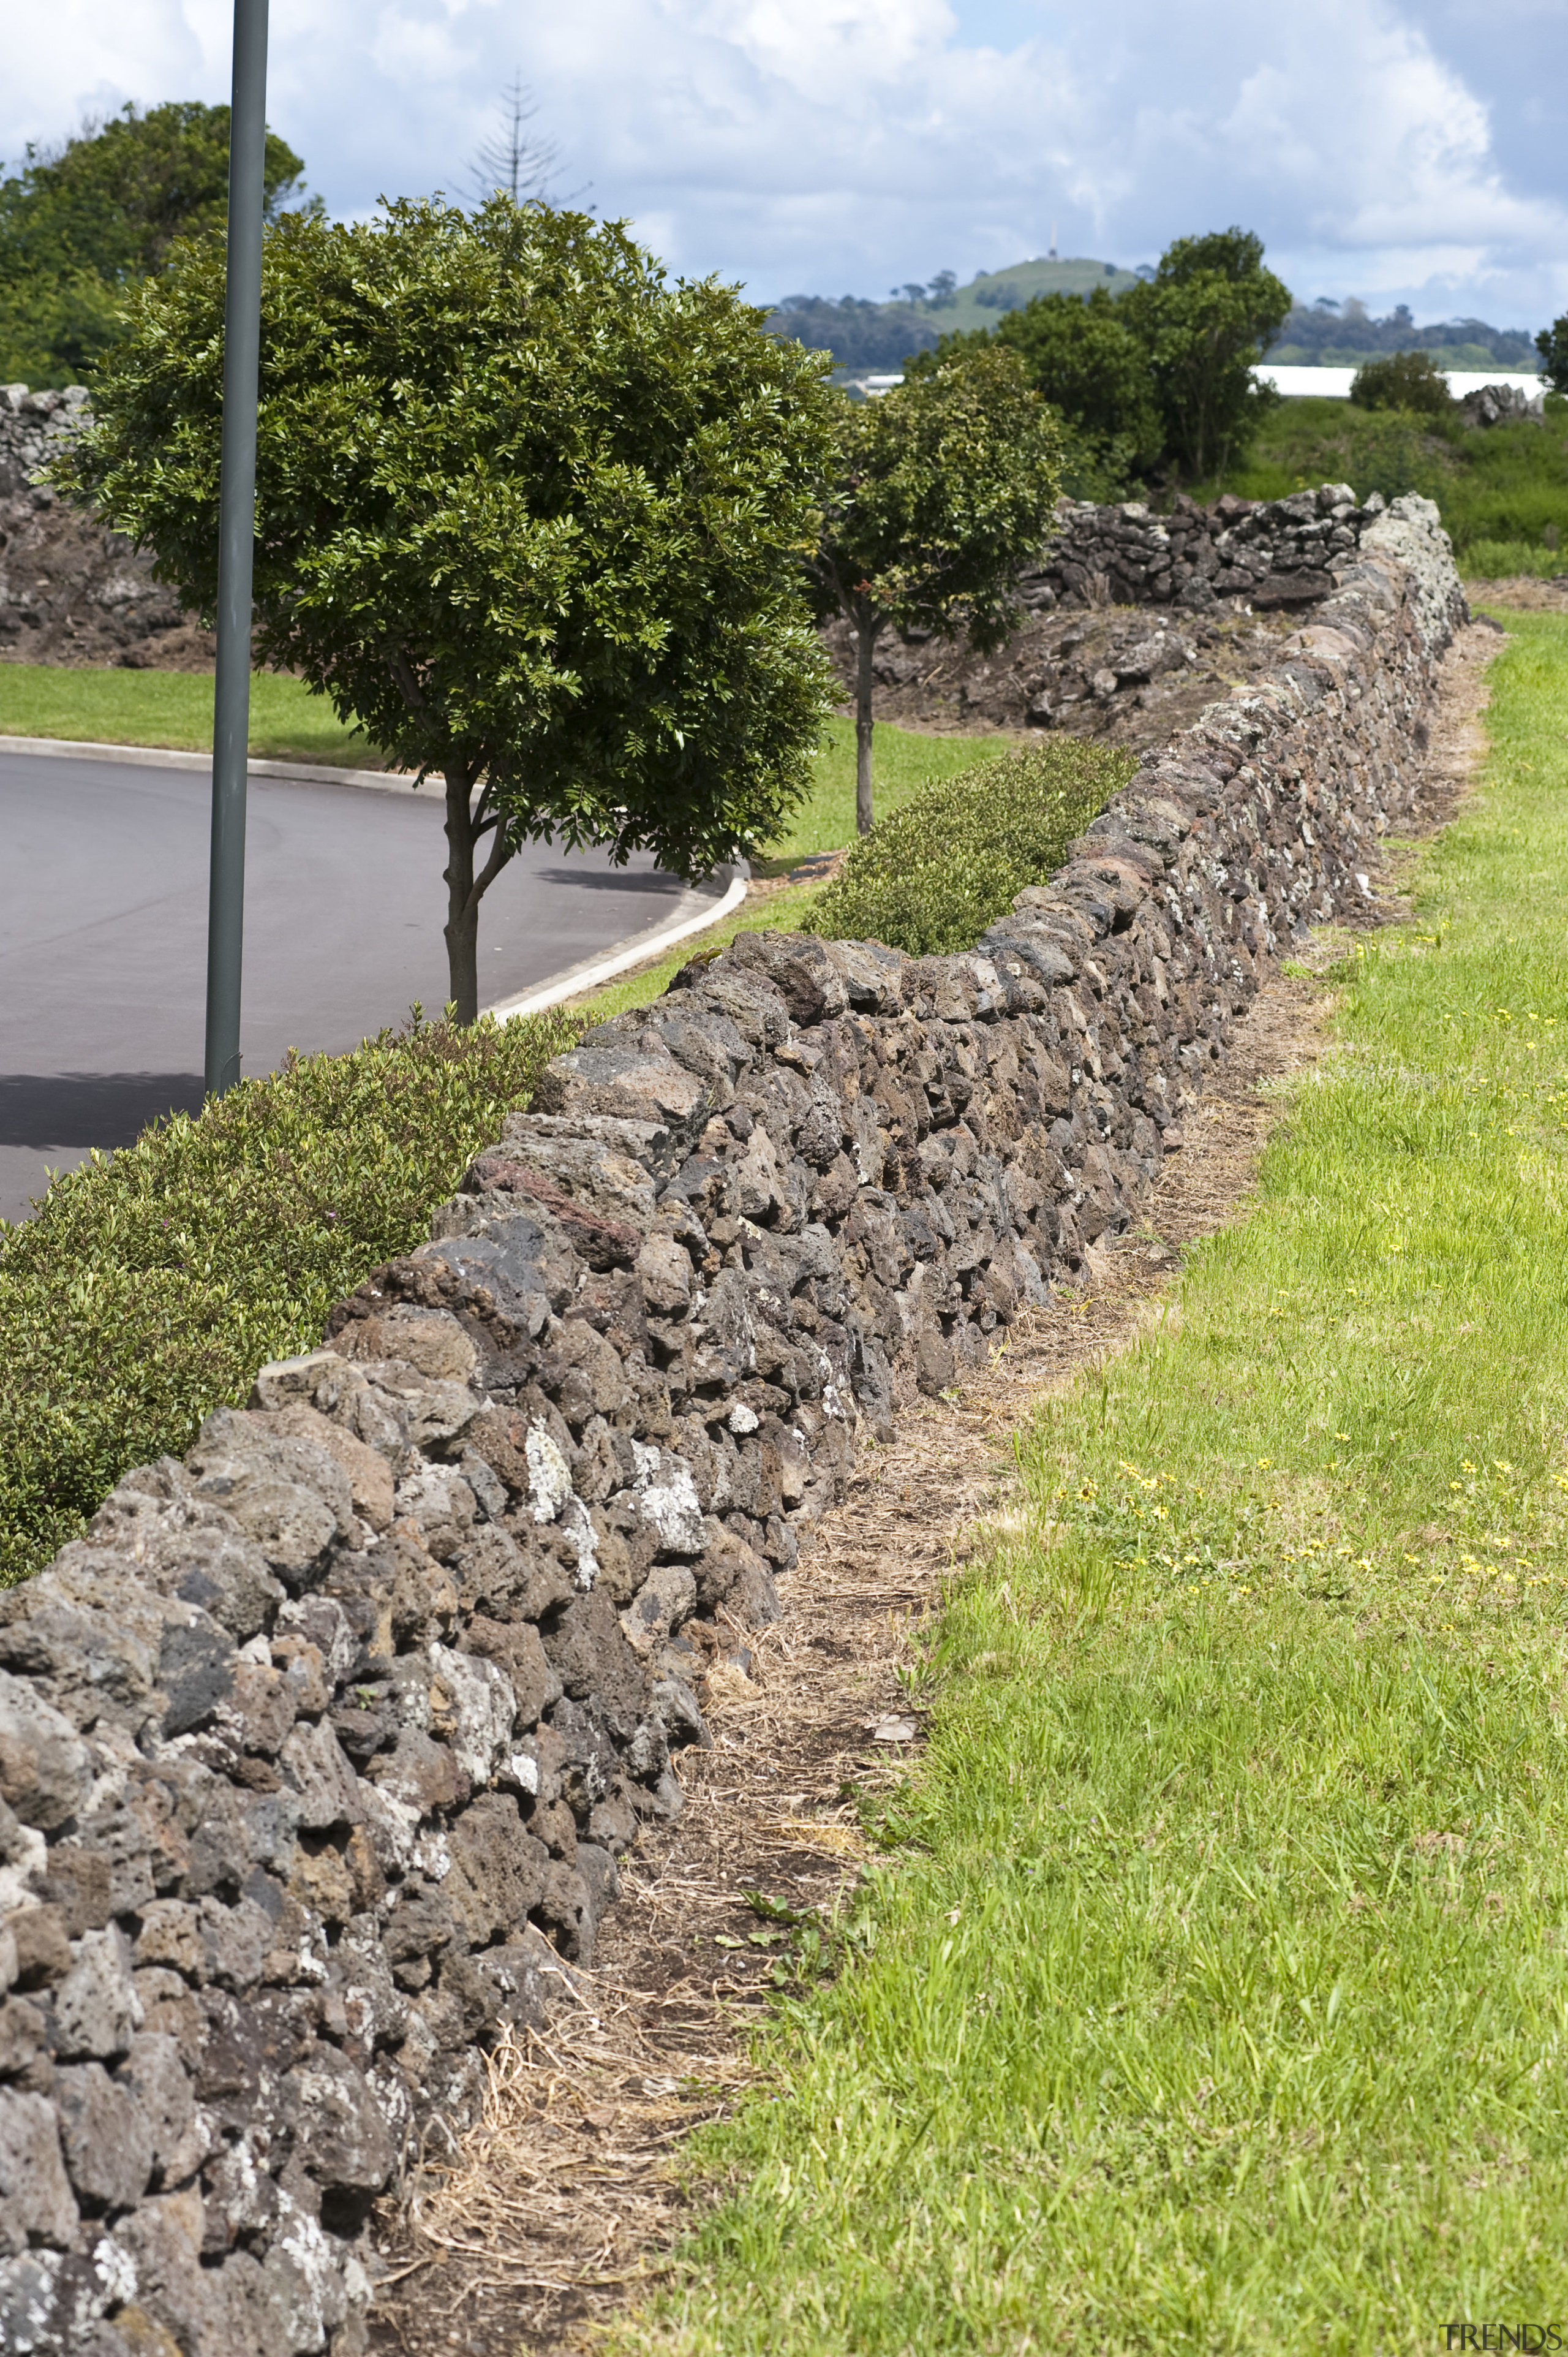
[1197,395,1568,578]
[0,661,390,766]
[621,610,1568,2355]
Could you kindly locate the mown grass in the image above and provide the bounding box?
[0,1008,576,1583]
[619,613,1568,2355]
[0,660,388,766]
[1197,395,1568,577]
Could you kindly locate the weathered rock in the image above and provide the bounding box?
[0,2086,78,2253]
[55,2060,155,2209]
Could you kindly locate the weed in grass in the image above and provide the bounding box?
[615,616,1568,2355]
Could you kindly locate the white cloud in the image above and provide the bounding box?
[3,0,1564,327]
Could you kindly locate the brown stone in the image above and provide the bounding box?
[442,1795,548,1946]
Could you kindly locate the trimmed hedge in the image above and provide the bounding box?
[809,737,1137,958]
[0,1009,577,1584]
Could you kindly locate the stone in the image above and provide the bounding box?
[119,2034,203,2187]
[277,1722,363,1831]
[0,1996,45,2079]
[543,1591,651,1717]
[0,2087,78,2253]
[459,1616,561,1727]
[9,1904,72,1989]
[55,1929,141,2062]
[55,2062,155,2209]
[621,1564,697,1655]
[628,1444,707,1555]
[268,1403,396,1530]
[285,2042,396,2195]
[0,1673,90,1833]
[442,1795,548,1946]
[427,1644,515,1787]
[0,2244,135,2353]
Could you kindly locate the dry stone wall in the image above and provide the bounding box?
[0,496,1463,2355]
[0,388,214,668]
[1027,480,1389,615]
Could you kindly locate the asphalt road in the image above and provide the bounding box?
[0,749,691,1222]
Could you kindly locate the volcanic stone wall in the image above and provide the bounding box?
[1026,480,1389,615]
[0,497,1463,2355]
[0,387,213,668]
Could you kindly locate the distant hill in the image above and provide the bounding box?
[765,255,1142,373]
[765,267,1541,378]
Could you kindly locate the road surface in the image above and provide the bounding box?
[0,749,692,1222]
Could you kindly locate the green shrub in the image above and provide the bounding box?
[809,738,1135,958]
[0,1008,577,1584]
[1349,351,1457,419]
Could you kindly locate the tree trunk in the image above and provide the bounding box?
[442,763,482,1024]
[854,602,880,836]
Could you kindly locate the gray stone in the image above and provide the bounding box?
[285,2042,396,2193]
[0,1673,90,1834]
[54,1929,141,2062]
[277,1721,363,1830]
[55,2062,154,2209]
[119,2033,203,2187]
[0,2087,78,2253]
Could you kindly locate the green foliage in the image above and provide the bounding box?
[1349,349,1457,419]
[805,349,1064,654]
[617,616,1568,2357]
[914,226,1291,488]
[809,738,1132,957]
[910,287,1163,499]
[0,102,310,387]
[1536,314,1568,398]
[802,344,1063,833]
[761,721,1025,868]
[60,196,838,1017]
[1120,227,1291,480]
[0,1009,576,1585]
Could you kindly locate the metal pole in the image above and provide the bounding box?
[205,0,270,1096]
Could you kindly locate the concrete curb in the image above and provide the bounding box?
[484,863,752,1020]
[0,732,423,794]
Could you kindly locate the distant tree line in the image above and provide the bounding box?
[764,293,944,373]
[1270,297,1537,369]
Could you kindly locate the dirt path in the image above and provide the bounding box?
[365,623,1496,2357]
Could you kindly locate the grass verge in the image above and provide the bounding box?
[0,1008,576,1584]
[620,615,1568,2354]
[0,661,389,766]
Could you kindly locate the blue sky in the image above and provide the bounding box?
[6,0,1566,328]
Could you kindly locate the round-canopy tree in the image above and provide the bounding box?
[802,347,1063,836]
[58,197,838,1020]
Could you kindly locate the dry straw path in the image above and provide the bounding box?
[368,617,1498,2357]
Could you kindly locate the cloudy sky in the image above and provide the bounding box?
[6,0,1566,329]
